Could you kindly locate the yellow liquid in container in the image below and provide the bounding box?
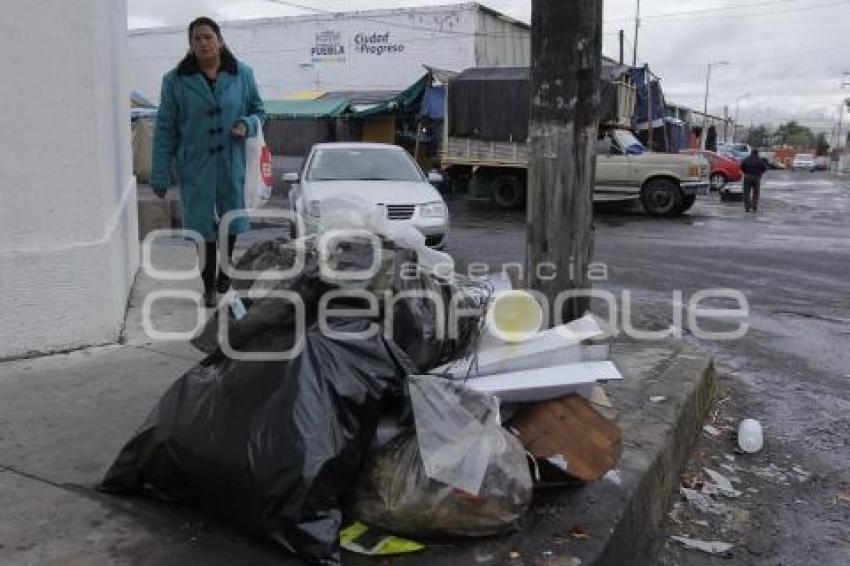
[487,291,543,343]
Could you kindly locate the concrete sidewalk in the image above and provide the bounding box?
[0,240,715,565]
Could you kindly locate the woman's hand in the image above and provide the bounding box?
[231,121,247,138]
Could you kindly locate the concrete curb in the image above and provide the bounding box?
[600,349,717,566]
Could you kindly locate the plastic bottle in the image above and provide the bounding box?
[738,419,764,453]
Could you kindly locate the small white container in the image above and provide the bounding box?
[485,290,544,344]
[738,419,764,453]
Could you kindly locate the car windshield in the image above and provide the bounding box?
[307,147,424,182]
[795,154,814,160]
[611,129,647,154]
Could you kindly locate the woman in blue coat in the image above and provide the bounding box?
[151,17,265,307]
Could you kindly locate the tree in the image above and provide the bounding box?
[815,133,830,156]
[774,120,815,148]
[747,125,771,148]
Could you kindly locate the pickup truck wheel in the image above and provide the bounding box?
[710,172,727,190]
[641,179,683,217]
[677,194,697,213]
[289,204,299,239]
[491,174,526,209]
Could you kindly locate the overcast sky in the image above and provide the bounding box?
[128,0,850,132]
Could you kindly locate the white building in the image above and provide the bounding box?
[129,3,531,102]
[0,0,138,359]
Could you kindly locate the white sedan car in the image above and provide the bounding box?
[791,153,815,172]
[285,143,449,248]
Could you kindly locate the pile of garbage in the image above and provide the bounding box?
[100,202,624,564]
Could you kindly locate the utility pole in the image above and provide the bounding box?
[734,93,750,143]
[527,0,602,323]
[837,106,844,168]
[619,29,624,65]
[838,97,850,173]
[633,0,640,66]
[703,61,730,145]
[645,64,654,150]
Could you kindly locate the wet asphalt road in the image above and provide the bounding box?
[443,170,850,565]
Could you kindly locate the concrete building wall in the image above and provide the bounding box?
[474,8,531,67]
[129,3,529,103]
[0,0,139,359]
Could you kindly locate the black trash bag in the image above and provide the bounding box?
[389,262,491,372]
[192,236,490,373]
[101,319,411,564]
[191,237,384,355]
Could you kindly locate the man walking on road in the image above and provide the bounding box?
[741,149,768,212]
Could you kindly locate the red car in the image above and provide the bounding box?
[680,149,742,191]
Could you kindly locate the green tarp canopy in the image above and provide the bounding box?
[347,73,430,118]
[264,97,351,119]
[265,74,430,120]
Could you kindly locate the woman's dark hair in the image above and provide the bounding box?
[177,17,238,75]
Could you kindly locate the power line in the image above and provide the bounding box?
[262,0,530,38]
[606,0,799,22]
[262,0,849,43]
[639,0,847,24]
[605,0,839,23]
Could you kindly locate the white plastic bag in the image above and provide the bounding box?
[243,116,272,210]
[408,374,505,495]
[319,195,455,274]
[352,375,532,537]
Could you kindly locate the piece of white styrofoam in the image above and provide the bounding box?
[461,360,623,403]
[433,314,610,378]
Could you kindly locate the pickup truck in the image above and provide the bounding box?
[441,66,709,216]
[443,127,709,216]
[594,128,709,215]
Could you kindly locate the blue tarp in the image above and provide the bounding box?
[665,117,688,153]
[419,85,445,121]
[629,68,666,130]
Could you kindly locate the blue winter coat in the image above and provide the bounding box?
[151,61,265,241]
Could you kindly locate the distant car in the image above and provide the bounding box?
[680,149,742,190]
[813,156,830,171]
[285,142,449,248]
[717,144,748,163]
[791,153,815,172]
[759,152,785,170]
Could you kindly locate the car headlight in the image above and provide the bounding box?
[420,201,446,218]
[688,165,701,177]
[308,200,322,217]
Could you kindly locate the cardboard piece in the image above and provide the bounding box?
[510,394,622,482]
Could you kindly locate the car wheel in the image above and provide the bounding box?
[710,173,727,190]
[641,178,683,217]
[491,174,526,209]
[677,194,697,213]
